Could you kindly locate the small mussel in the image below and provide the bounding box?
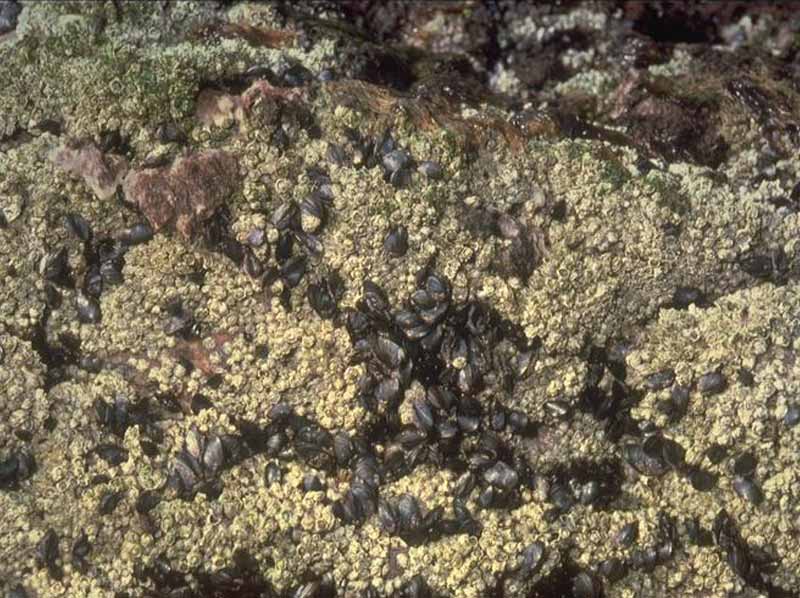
[40,247,73,288]
[71,531,92,573]
[383,225,409,257]
[732,452,757,477]
[518,541,545,579]
[732,476,764,506]
[307,273,344,319]
[299,194,326,233]
[615,521,639,547]
[302,474,325,493]
[163,299,197,338]
[168,430,233,500]
[44,283,62,309]
[280,255,307,288]
[64,212,92,241]
[737,367,755,387]
[382,149,410,175]
[242,247,264,278]
[683,516,713,546]
[483,461,519,491]
[98,490,125,515]
[94,443,128,466]
[271,202,300,231]
[0,449,36,490]
[76,290,101,324]
[687,466,717,492]
[599,557,628,583]
[623,440,670,477]
[83,264,103,298]
[36,529,62,580]
[644,369,675,391]
[784,403,800,427]
[697,371,726,396]
[135,490,161,514]
[118,222,153,246]
[508,411,533,439]
[264,462,283,486]
[573,571,603,598]
[706,443,728,464]
[663,385,690,422]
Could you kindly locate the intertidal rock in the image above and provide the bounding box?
[122,150,240,239]
[49,143,128,200]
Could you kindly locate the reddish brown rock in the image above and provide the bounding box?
[122,150,240,240]
[50,143,129,200]
[195,80,304,131]
[608,73,729,168]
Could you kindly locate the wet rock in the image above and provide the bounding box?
[122,150,240,240]
[4,3,800,597]
[195,89,242,129]
[195,80,304,132]
[610,73,729,167]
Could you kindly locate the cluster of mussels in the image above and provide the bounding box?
[712,510,785,593]
[20,242,790,597]
[202,166,335,312]
[32,213,153,388]
[0,447,36,491]
[573,346,795,596]
[326,128,442,190]
[166,427,251,500]
[6,117,798,598]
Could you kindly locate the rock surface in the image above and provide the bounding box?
[122,150,240,239]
